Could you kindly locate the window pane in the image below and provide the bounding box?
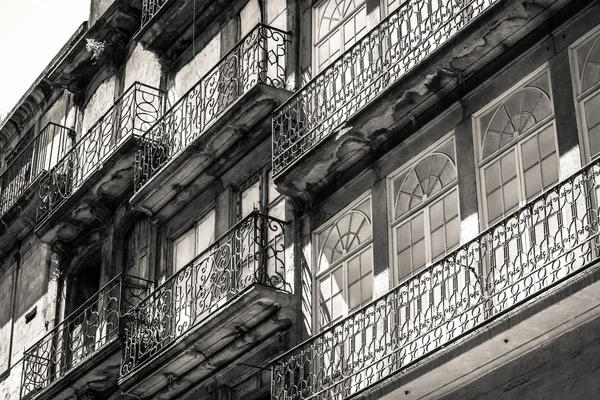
[524,164,542,199]
[541,152,558,188]
[348,254,360,285]
[241,180,261,218]
[174,228,195,272]
[195,210,215,254]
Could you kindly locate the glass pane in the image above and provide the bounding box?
[541,152,558,188]
[521,135,540,170]
[524,164,542,199]
[174,228,195,272]
[487,188,503,222]
[362,273,373,303]
[348,254,360,285]
[195,210,215,254]
[485,161,501,194]
[360,250,372,276]
[503,177,519,213]
[396,222,411,252]
[430,227,445,260]
[412,239,426,271]
[320,275,332,300]
[349,282,360,310]
[241,180,260,218]
[411,213,425,242]
[429,198,444,231]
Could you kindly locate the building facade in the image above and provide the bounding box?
[0,0,599,399]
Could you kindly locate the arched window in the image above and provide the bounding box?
[476,69,558,226]
[313,0,367,72]
[315,195,372,329]
[389,137,459,282]
[571,25,600,161]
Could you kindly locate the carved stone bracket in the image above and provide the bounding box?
[52,73,87,108]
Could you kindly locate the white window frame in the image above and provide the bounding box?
[569,23,600,164]
[312,0,369,74]
[313,192,373,332]
[473,65,559,228]
[387,134,460,285]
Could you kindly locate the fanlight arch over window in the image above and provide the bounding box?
[395,153,457,219]
[481,87,553,159]
[578,33,600,94]
[318,210,372,272]
[316,0,362,40]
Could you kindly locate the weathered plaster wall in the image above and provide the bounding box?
[0,260,15,376]
[170,32,221,104]
[39,91,71,129]
[81,75,116,136]
[0,238,52,400]
[124,44,162,90]
[90,0,113,27]
[12,240,51,362]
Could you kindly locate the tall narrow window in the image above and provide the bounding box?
[313,0,367,73]
[475,68,558,227]
[571,25,600,162]
[173,210,216,272]
[389,137,459,283]
[315,195,373,330]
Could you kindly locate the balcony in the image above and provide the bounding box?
[136,0,235,54]
[0,123,73,250]
[20,275,152,400]
[131,24,290,221]
[271,0,581,197]
[271,159,600,400]
[119,212,294,399]
[35,82,165,245]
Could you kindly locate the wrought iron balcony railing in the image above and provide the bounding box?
[120,211,289,377]
[271,159,600,400]
[36,82,165,224]
[20,275,152,400]
[272,0,500,177]
[133,24,290,192]
[141,0,168,28]
[0,123,73,218]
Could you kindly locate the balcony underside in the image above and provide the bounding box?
[131,84,291,223]
[0,172,46,255]
[274,0,586,199]
[119,285,294,400]
[135,0,232,56]
[354,259,600,400]
[33,339,120,400]
[35,136,138,246]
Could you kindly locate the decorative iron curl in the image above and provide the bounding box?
[120,211,290,378]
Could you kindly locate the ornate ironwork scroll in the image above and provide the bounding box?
[0,123,73,218]
[272,0,500,176]
[271,159,600,400]
[36,82,164,224]
[20,275,152,400]
[141,0,169,28]
[120,212,289,377]
[133,24,290,192]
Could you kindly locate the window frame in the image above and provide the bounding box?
[171,208,216,274]
[472,65,559,228]
[312,0,370,74]
[386,134,460,285]
[568,23,600,164]
[312,192,373,332]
